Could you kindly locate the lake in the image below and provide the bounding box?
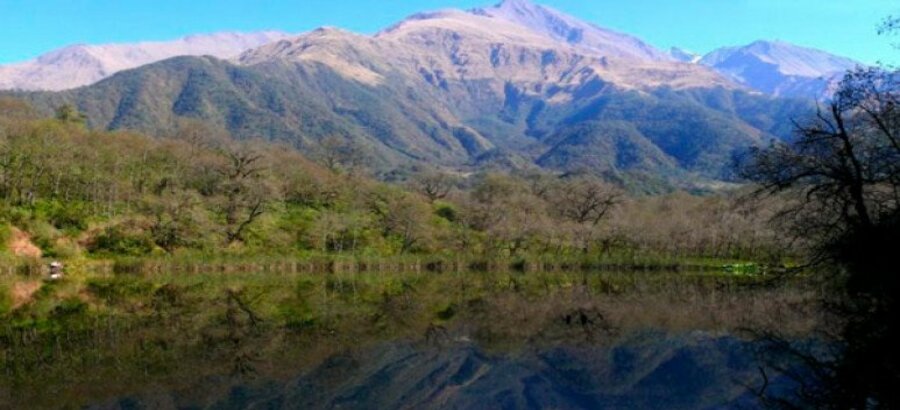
[0,269,825,409]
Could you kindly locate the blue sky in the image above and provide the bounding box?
[0,0,897,65]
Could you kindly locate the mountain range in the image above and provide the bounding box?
[3,0,847,188]
[0,31,292,91]
[699,40,860,98]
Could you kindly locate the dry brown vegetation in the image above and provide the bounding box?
[0,98,793,264]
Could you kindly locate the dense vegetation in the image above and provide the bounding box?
[0,97,787,265]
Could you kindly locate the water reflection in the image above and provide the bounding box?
[87,332,823,410]
[0,270,823,409]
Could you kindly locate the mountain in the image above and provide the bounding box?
[0,31,292,91]
[470,0,672,61]
[700,40,861,98]
[14,0,813,187]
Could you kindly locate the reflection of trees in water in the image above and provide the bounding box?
[741,67,900,408]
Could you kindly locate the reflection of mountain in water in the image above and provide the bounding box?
[90,332,804,409]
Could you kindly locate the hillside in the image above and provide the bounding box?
[16,0,813,185]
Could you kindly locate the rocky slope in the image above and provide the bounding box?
[0,31,292,91]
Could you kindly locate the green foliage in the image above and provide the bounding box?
[90,223,156,257]
[54,104,86,125]
[723,263,760,275]
[32,199,91,231]
[0,223,11,248]
[0,284,11,316]
[434,202,458,222]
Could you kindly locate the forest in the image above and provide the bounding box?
[0,97,786,268]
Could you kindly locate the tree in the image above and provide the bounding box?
[143,189,208,252]
[317,135,368,175]
[740,67,900,410]
[551,177,622,226]
[215,142,276,245]
[411,169,456,203]
[461,173,552,255]
[54,104,86,125]
[739,68,900,266]
[368,188,433,254]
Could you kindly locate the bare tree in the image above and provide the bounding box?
[216,142,275,244]
[739,68,900,262]
[552,177,623,226]
[143,189,207,252]
[412,170,456,203]
[368,189,432,254]
[317,135,369,175]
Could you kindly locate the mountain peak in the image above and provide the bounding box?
[702,40,860,78]
[700,39,861,97]
[473,0,670,61]
[35,44,98,65]
[497,0,533,6]
[496,0,540,11]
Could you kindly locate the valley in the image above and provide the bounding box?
[0,0,897,408]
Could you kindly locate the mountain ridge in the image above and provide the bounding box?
[11,0,816,188]
[699,39,862,98]
[468,0,672,62]
[0,31,293,91]
[0,0,862,98]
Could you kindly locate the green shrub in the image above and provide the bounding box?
[435,202,458,222]
[33,200,91,232]
[27,220,60,255]
[91,223,155,256]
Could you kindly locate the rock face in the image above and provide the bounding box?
[700,40,861,98]
[0,31,292,91]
